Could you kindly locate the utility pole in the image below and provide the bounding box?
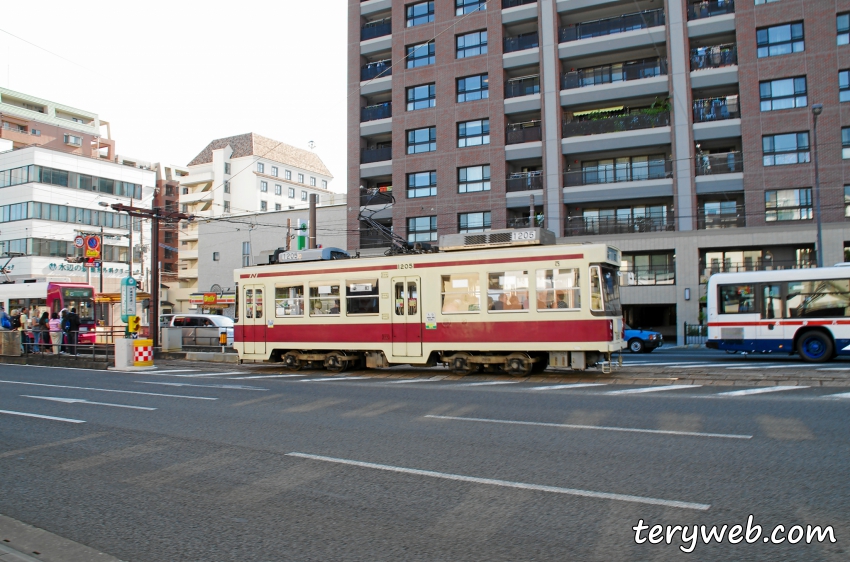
[108,203,191,348]
[99,226,104,293]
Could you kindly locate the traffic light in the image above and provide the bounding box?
[127,315,140,333]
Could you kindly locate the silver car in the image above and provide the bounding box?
[159,314,234,345]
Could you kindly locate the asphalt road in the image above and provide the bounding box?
[1,362,848,561]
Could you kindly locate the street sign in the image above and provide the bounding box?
[121,276,137,323]
[84,235,101,258]
[74,236,84,248]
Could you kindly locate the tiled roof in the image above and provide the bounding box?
[187,133,332,177]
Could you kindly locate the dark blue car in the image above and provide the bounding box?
[625,325,664,353]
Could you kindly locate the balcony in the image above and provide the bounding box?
[688,0,734,21]
[697,208,745,229]
[565,215,675,237]
[505,75,540,99]
[506,172,544,192]
[695,151,743,176]
[690,44,737,71]
[693,96,739,122]
[504,32,539,53]
[563,111,670,138]
[180,249,199,261]
[361,146,392,164]
[361,60,392,81]
[506,121,542,145]
[503,0,536,7]
[178,268,199,280]
[559,8,665,43]
[361,19,391,41]
[561,58,667,90]
[564,160,673,187]
[621,265,676,285]
[360,227,393,249]
[361,102,392,122]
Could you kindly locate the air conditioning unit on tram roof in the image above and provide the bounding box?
[439,227,555,252]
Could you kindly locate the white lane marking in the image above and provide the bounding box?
[458,381,521,387]
[715,386,808,397]
[286,452,710,511]
[607,385,701,395]
[727,364,817,370]
[135,381,267,391]
[669,363,743,369]
[21,396,157,411]
[816,367,850,371]
[389,378,442,384]
[171,372,251,378]
[424,414,751,440]
[822,391,850,399]
[301,377,371,382]
[229,374,307,380]
[146,369,199,374]
[622,362,690,367]
[0,409,85,424]
[529,383,606,391]
[0,380,217,400]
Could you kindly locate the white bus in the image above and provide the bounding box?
[706,265,850,362]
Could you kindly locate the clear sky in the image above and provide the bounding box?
[0,0,347,191]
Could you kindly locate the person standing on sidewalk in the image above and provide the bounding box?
[36,311,49,353]
[65,308,81,355]
[48,312,61,355]
[0,304,10,330]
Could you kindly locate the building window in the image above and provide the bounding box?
[581,155,667,183]
[275,184,282,195]
[407,1,434,27]
[757,23,804,58]
[457,74,489,103]
[407,127,437,154]
[845,186,850,217]
[457,31,487,59]
[459,212,491,233]
[840,13,850,45]
[765,188,812,221]
[224,181,230,193]
[261,181,268,192]
[456,0,486,16]
[580,206,669,234]
[64,134,82,146]
[407,216,437,242]
[31,129,40,136]
[406,42,435,68]
[298,173,304,183]
[841,71,850,102]
[843,128,850,159]
[224,163,231,174]
[288,187,295,198]
[322,180,327,189]
[310,177,316,186]
[242,242,251,266]
[301,190,307,201]
[458,119,490,148]
[755,0,781,4]
[285,170,292,180]
[407,84,436,111]
[458,165,490,193]
[224,201,230,213]
[213,252,220,261]
[260,200,268,211]
[275,203,282,211]
[763,132,810,166]
[407,171,437,198]
[182,204,188,213]
[760,77,807,111]
[272,166,280,177]
[257,162,265,173]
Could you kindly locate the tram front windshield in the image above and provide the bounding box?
[601,266,621,316]
[61,288,95,322]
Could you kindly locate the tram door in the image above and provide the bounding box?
[391,277,422,357]
[242,285,266,355]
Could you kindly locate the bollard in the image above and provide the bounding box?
[133,339,154,367]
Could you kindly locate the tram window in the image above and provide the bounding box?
[347,279,379,315]
[536,269,580,311]
[309,283,341,315]
[786,279,850,318]
[245,289,254,319]
[275,285,304,317]
[718,284,755,314]
[441,273,480,313]
[254,289,264,318]
[589,267,604,312]
[488,270,529,311]
[394,282,405,316]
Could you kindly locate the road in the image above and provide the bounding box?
[0,359,848,561]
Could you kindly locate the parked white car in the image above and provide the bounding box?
[159,314,234,345]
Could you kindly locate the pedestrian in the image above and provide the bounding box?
[49,312,61,355]
[59,308,68,353]
[65,307,81,355]
[36,312,49,353]
[0,304,10,330]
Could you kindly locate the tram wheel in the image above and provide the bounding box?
[451,352,476,376]
[325,351,348,373]
[506,353,533,377]
[283,351,304,371]
[530,354,548,374]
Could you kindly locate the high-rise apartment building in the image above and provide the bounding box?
[348,0,850,343]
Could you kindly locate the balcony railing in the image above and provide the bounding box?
[505,75,540,98]
[361,60,392,81]
[360,227,393,249]
[564,160,673,186]
[562,111,670,138]
[360,189,392,206]
[695,151,743,175]
[504,32,539,53]
[502,0,536,8]
[506,121,542,145]
[690,45,737,71]
[361,19,391,41]
[507,215,545,228]
[688,0,735,21]
[506,172,544,192]
[565,215,675,237]
[693,96,739,122]
[621,265,676,285]
[697,209,745,229]
[559,8,665,43]
[361,102,392,122]
[702,260,815,278]
[361,146,392,164]
[561,59,667,90]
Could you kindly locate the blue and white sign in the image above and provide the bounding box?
[120,276,137,323]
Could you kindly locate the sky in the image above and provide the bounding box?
[0,0,348,192]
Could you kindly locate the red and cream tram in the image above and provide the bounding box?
[234,228,625,375]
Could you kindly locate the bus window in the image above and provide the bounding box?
[719,284,755,314]
[762,285,783,319]
[441,274,480,313]
[786,279,850,318]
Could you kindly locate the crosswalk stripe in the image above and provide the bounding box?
[0,409,85,423]
[607,385,699,395]
[147,369,198,374]
[715,386,807,397]
[389,378,442,384]
[458,381,521,387]
[301,377,370,382]
[229,374,306,380]
[529,383,607,391]
[823,391,850,399]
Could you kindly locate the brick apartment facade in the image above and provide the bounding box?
[348,0,850,343]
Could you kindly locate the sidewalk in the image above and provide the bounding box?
[0,515,122,562]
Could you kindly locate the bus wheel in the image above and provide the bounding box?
[797,331,834,363]
[325,351,348,373]
[451,352,475,376]
[283,351,304,371]
[506,353,533,377]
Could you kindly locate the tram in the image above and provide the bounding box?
[233,228,625,375]
[0,281,96,344]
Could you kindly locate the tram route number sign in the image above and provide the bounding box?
[511,230,537,241]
